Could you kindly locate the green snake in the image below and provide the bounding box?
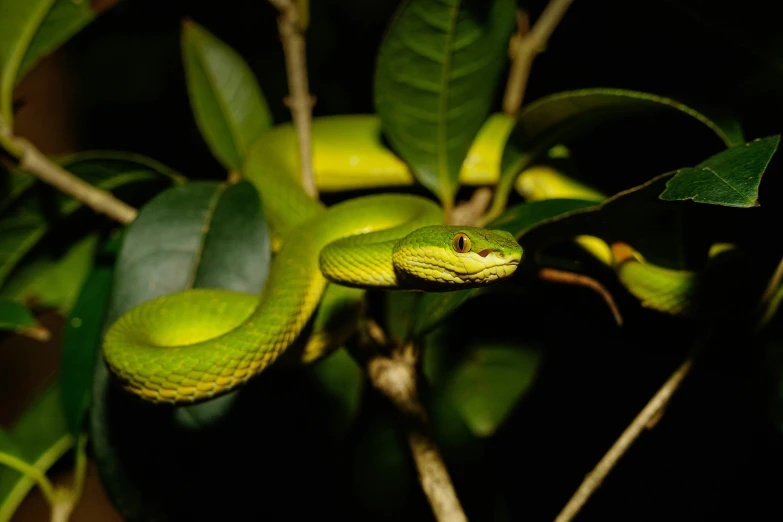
[102,191,523,404]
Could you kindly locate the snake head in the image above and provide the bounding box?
[392,225,523,290]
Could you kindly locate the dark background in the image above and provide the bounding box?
[10,0,783,520]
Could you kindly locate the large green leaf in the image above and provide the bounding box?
[660,135,780,207]
[411,199,598,337]
[0,233,98,315]
[374,0,516,210]
[16,0,95,84]
[0,382,71,522]
[0,0,96,127]
[182,20,273,170]
[487,88,745,221]
[0,152,180,288]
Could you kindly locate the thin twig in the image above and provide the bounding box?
[270,0,317,198]
[539,267,623,326]
[1,132,136,224]
[553,357,693,522]
[503,0,574,115]
[366,350,468,522]
[449,187,493,226]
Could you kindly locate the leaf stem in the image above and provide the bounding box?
[0,115,137,224]
[0,451,57,507]
[553,356,693,522]
[502,0,574,115]
[538,267,623,326]
[269,0,317,199]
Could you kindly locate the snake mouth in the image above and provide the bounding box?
[506,253,522,267]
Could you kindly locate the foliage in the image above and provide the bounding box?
[1,1,783,521]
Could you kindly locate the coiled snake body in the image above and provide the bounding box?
[103,193,523,404]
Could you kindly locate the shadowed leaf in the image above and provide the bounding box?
[660,135,780,207]
[375,0,516,209]
[488,88,745,220]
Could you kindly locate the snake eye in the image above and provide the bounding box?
[452,233,471,253]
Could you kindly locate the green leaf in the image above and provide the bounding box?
[488,88,745,220]
[90,180,275,520]
[16,0,95,84]
[0,382,71,522]
[411,199,598,337]
[182,20,273,170]
[0,298,36,332]
[0,233,98,315]
[304,349,363,438]
[61,262,114,439]
[659,135,780,207]
[0,172,34,214]
[374,0,516,210]
[0,0,96,127]
[0,152,180,288]
[439,342,541,437]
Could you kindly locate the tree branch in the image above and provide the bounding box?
[503,0,574,115]
[553,357,693,522]
[358,319,467,522]
[0,129,137,224]
[448,187,493,226]
[270,0,317,199]
[366,350,468,522]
